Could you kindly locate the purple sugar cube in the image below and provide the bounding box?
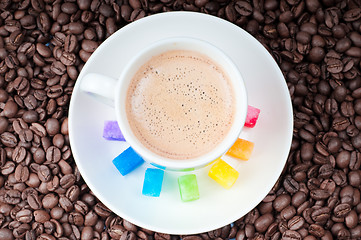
[103,121,125,141]
[112,147,144,176]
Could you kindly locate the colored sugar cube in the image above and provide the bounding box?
[208,159,239,189]
[142,168,164,197]
[178,174,199,202]
[245,105,260,128]
[226,138,254,160]
[112,147,144,176]
[150,163,166,170]
[103,121,125,141]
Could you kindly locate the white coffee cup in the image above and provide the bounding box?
[80,37,248,170]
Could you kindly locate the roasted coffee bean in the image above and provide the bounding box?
[79,49,91,62]
[308,224,325,238]
[308,47,325,63]
[282,230,301,240]
[287,216,305,230]
[0,228,14,240]
[12,146,26,163]
[59,195,73,212]
[345,210,358,228]
[27,192,42,210]
[344,8,361,22]
[130,8,145,21]
[2,189,21,204]
[65,185,80,202]
[254,213,273,233]
[60,51,76,66]
[16,209,33,223]
[345,46,361,57]
[334,203,351,217]
[1,132,18,147]
[14,164,29,182]
[64,35,77,53]
[9,30,25,47]
[258,201,273,214]
[59,174,75,189]
[4,101,18,118]
[44,118,60,136]
[73,200,88,216]
[4,19,21,32]
[22,110,39,123]
[68,212,84,226]
[234,1,252,16]
[310,189,331,200]
[45,146,61,163]
[326,59,343,73]
[68,22,84,35]
[36,43,51,58]
[42,193,59,209]
[320,179,336,194]
[335,38,352,52]
[37,165,51,182]
[81,39,98,53]
[94,202,111,218]
[0,118,9,135]
[84,210,98,226]
[37,12,51,33]
[332,169,347,186]
[332,117,350,131]
[311,207,330,223]
[50,61,66,75]
[348,170,361,187]
[283,176,299,193]
[336,151,350,168]
[119,230,136,240]
[273,194,291,212]
[19,129,33,143]
[224,4,236,23]
[47,85,63,98]
[37,232,56,240]
[26,172,40,187]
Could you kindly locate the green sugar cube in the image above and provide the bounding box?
[178,174,199,202]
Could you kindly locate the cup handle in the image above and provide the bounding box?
[80,73,117,107]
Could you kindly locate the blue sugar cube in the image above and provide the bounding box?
[150,163,166,170]
[142,168,164,197]
[103,121,125,141]
[112,147,144,176]
[178,174,199,202]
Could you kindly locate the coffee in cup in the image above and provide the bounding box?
[126,50,235,160]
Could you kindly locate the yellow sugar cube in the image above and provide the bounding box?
[226,138,254,160]
[208,159,239,189]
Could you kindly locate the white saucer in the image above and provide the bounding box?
[69,12,293,235]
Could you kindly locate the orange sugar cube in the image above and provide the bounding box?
[226,138,254,160]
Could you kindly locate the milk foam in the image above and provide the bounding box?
[126,50,235,160]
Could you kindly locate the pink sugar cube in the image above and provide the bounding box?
[245,105,260,128]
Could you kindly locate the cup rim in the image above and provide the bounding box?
[115,37,248,170]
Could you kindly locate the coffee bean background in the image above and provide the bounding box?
[0,0,361,239]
